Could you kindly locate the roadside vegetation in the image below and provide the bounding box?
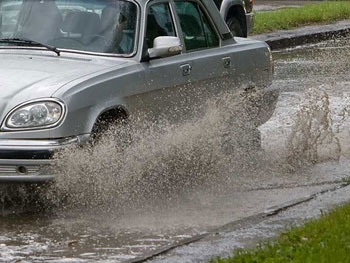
[253,1,350,34]
[210,203,350,263]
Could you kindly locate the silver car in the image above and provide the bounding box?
[0,0,277,183]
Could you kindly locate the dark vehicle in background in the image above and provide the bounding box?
[214,0,254,37]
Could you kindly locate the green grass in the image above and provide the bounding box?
[210,203,350,263]
[252,2,350,34]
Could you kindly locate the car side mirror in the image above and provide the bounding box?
[148,36,182,59]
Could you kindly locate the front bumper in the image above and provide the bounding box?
[0,136,88,184]
[0,158,54,184]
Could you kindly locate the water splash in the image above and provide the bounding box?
[286,87,341,168]
[0,185,46,214]
[331,92,350,158]
[2,87,347,213]
[47,89,268,209]
[41,85,347,210]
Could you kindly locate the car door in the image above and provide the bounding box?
[172,0,239,103]
[132,1,187,123]
[140,0,235,124]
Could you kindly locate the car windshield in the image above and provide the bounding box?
[0,0,138,55]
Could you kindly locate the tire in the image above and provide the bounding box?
[227,16,243,37]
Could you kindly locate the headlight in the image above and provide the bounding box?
[4,99,65,130]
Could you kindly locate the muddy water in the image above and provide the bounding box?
[1,38,350,262]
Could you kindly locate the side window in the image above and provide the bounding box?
[174,1,219,51]
[146,3,175,48]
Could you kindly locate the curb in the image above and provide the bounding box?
[125,183,349,263]
[251,20,350,50]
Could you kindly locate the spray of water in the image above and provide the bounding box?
[0,185,47,214]
[46,85,346,211]
[1,86,346,213]
[45,89,270,210]
[286,87,341,167]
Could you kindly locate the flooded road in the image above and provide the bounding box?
[1,37,350,262]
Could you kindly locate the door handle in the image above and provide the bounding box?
[181,64,192,76]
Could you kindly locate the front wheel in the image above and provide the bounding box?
[227,16,243,37]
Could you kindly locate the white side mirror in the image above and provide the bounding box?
[148,36,182,59]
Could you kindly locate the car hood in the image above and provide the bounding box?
[0,52,129,115]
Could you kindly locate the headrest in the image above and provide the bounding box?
[62,11,101,35]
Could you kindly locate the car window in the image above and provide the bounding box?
[174,0,219,51]
[146,3,175,48]
[0,0,138,56]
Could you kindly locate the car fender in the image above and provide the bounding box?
[51,62,146,138]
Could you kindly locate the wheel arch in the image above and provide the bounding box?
[91,105,129,134]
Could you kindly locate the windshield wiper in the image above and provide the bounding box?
[0,38,60,56]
